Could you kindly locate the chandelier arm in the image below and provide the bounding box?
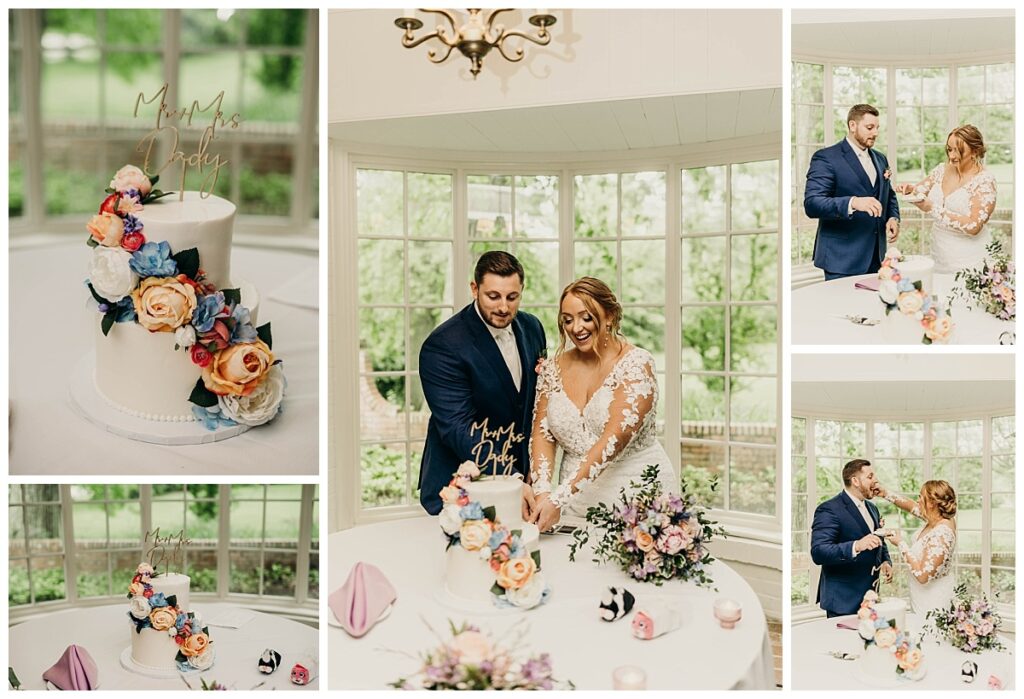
[484,8,516,35]
[402,29,450,50]
[499,28,552,48]
[426,43,456,64]
[494,38,527,63]
[420,8,460,34]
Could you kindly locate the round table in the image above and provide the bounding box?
[328,518,774,690]
[9,242,318,475]
[792,273,1014,345]
[8,603,319,690]
[792,613,1015,690]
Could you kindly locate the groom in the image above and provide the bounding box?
[810,459,893,617]
[417,251,547,516]
[804,103,900,280]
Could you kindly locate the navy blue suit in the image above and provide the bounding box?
[804,139,900,278]
[417,304,546,515]
[810,492,891,616]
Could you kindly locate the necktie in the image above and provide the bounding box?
[497,330,521,392]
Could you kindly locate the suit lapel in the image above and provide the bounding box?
[840,492,872,537]
[464,304,518,402]
[840,139,874,193]
[511,317,530,396]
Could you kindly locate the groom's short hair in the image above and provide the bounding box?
[474,251,525,286]
[842,458,872,485]
[847,104,879,127]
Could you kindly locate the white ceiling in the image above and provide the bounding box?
[792,354,1014,417]
[792,16,1014,61]
[329,88,781,154]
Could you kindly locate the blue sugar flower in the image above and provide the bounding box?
[459,502,485,521]
[192,404,238,431]
[488,530,507,550]
[149,592,168,608]
[130,241,177,278]
[229,304,259,344]
[175,612,187,630]
[193,292,227,333]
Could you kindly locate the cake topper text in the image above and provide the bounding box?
[145,527,193,573]
[470,418,523,477]
[133,83,242,200]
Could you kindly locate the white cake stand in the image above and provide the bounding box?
[118,646,211,680]
[69,354,250,445]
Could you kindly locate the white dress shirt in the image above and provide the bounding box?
[844,489,876,554]
[846,136,878,217]
[475,302,522,391]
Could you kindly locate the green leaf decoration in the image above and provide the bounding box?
[531,550,542,568]
[256,322,273,349]
[86,235,99,248]
[175,650,187,663]
[145,190,176,204]
[482,505,496,523]
[104,187,116,195]
[86,282,113,306]
[101,311,117,337]
[150,174,160,187]
[171,248,201,279]
[166,594,177,608]
[222,288,242,306]
[490,582,505,597]
[511,529,522,538]
[913,280,923,291]
[188,378,219,408]
[9,667,21,690]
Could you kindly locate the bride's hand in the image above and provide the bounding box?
[530,493,551,524]
[521,483,537,521]
[894,183,915,195]
[885,529,902,546]
[536,500,561,533]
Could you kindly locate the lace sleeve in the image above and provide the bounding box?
[549,349,657,509]
[883,492,924,520]
[913,163,943,197]
[898,524,954,584]
[528,360,558,494]
[931,171,997,236]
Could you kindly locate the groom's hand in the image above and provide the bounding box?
[886,217,900,242]
[851,196,883,217]
[880,561,893,584]
[521,483,537,521]
[854,533,882,555]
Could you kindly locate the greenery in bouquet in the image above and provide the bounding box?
[925,583,1004,654]
[390,620,574,690]
[950,240,1015,321]
[568,465,724,586]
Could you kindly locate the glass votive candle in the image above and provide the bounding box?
[612,665,647,690]
[713,598,742,628]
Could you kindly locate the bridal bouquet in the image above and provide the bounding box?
[389,621,574,690]
[925,583,1004,654]
[949,240,1015,321]
[568,465,723,586]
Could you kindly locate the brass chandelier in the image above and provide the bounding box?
[394,9,557,79]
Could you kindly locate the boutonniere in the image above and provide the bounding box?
[534,357,546,375]
[883,169,892,181]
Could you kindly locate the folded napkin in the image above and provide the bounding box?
[42,645,98,690]
[854,278,880,291]
[329,562,397,638]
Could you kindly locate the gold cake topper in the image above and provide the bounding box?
[145,527,193,573]
[133,83,242,200]
[470,418,524,477]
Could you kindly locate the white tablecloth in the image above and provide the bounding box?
[792,613,1015,690]
[8,603,319,690]
[9,242,318,475]
[328,518,774,690]
[792,273,1014,345]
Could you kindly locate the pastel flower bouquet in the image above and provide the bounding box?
[950,240,1015,322]
[857,590,925,680]
[389,620,573,690]
[925,583,1005,654]
[126,562,214,672]
[878,247,953,344]
[568,464,723,586]
[85,165,286,429]
[439,462,550,610]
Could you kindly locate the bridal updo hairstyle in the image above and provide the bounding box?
[947,124,986,163]
[921,479,958,519]
[557,277,623,358]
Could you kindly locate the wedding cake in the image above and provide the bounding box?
[877,248,951,344]
[84,165,285,432]
[438,463,549,610]
[125,563,214,674]
[856,591,924,681]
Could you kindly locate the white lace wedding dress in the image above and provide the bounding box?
[901,511,957,615]
[920,163,997,273]
[528,346,677,518]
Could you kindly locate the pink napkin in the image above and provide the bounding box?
[42,644,99,690]
[329,562,397,638]
[854,278,880,291]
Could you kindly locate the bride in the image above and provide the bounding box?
[527,277,677,532]
[894,125,996,273]
[877,480,958,614]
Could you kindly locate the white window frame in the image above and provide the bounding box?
[332,135,782,541]
[791,413,1015,629]
[9,8,319,240]
[790,54,1015,277]
[8,485,318,623]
